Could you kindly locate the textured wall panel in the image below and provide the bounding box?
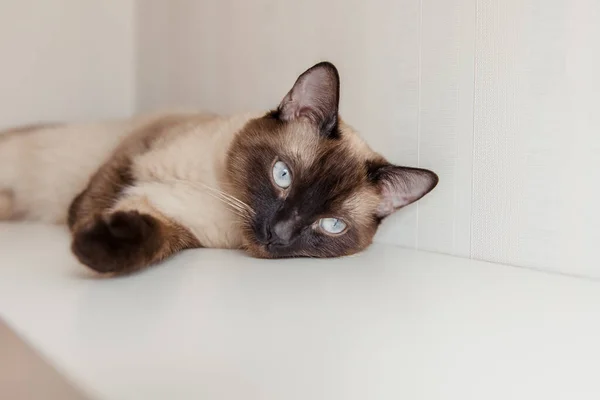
[362,0,421,248]
[472,0,600,276]
[417,0,475,256]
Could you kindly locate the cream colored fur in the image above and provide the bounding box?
[110,112,261,249]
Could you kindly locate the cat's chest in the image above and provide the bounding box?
[127,135,243,249]
[127,180,243,248]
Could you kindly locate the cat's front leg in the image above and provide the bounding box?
[71,210,200,274]
[72,211,159,273]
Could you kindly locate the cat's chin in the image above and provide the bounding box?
[242,239,301,259]
[242,241,277,259]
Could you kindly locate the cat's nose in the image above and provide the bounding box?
[271,220,294,244]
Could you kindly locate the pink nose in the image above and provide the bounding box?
[271,219,295,244]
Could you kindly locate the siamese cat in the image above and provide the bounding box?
[0,62,438,274]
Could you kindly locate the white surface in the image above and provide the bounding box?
[1,223,599,400]
[135,0,600,277]
[0,0,135,128]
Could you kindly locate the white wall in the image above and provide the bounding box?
[472,0,600,276]
[0,0,135,129]
[136,0,600,277]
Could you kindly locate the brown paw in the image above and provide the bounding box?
[71,211,161,274]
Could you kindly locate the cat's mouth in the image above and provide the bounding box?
[245,238,293,259]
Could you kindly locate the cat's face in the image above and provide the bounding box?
[227,62,438,258]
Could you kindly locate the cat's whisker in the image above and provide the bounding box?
[187,180,249,207]
[166,178,255,218]
[167,181,250,219]
[168,178,255,216]
[213,195,252,217]
[206,194,253,222]
[202,191,250,218]
[200,184,254,214]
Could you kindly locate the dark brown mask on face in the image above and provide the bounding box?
[227,62,439,259]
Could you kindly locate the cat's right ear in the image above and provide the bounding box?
[367,161,439,219]
[273,62,340,138]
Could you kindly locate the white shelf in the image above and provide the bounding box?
[1,223,599,400]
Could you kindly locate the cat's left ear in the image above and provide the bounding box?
[367,162,439,218]
[276,62,340,138]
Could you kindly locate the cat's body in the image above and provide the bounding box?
[0,62,439,274]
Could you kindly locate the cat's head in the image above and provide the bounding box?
[227,62,438,258]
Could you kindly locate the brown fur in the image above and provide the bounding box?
[71,209,200,274]
[0,189,15,220]
[68,115,205,274]
[227,116,383,258]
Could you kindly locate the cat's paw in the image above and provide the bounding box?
[71,211,161,274]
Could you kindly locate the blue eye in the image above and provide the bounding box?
[319,218,347,234]
[272,161,292,188]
